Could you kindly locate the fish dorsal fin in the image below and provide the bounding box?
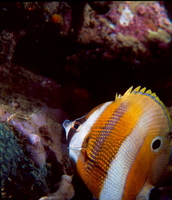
[132,86,141,93]
[120,86,172,129]
[115,86,133,100]
[125,86,134,94]
[122,86,162,104]
[115,93,118,100]
[139,87,146,93]
[115,86,170,122]
[115,93,122,100]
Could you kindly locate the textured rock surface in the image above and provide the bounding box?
[0,122,49,199]
[39,175,74,200]
[0,1,172,200]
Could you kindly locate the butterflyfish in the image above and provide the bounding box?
[63,86,172,200]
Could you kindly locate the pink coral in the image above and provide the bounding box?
[78,2,172,55]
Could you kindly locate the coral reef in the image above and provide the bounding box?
[0,64,75,198]
[0,30,16,63]
[78,1,172,55]
[39,175,74,200]
[0,1,172,200]
[0,122,49,199]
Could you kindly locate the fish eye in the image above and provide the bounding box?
[151,137,162,152]
[72,120,82,132]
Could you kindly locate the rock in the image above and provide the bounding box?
[39,175,74,200]
[0,122,49,199]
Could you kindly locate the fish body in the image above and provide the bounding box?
[63,86,172,200]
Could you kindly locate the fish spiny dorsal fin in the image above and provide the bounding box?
[122,86,172,129]
[118,86,168,114]
[145,89,152,94]
[139,87,146,93]
[132,86,141,93]
[115,93,122,100]
[151,92,157,97]
[122,86,163,106]
[145,89,161,103]
[122,86,139,97]
[125,86,134,95]
[131,86,161,102]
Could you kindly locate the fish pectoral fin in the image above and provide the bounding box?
[136,183,154,200]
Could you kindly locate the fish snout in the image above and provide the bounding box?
[62,119,71,129]
[62,119,73,140]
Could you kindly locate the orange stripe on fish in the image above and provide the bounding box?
[63,86,172,200]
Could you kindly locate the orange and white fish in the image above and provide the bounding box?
[63,86,172,200]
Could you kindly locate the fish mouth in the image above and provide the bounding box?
[62,119,73,140]
[62,119,71,129]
